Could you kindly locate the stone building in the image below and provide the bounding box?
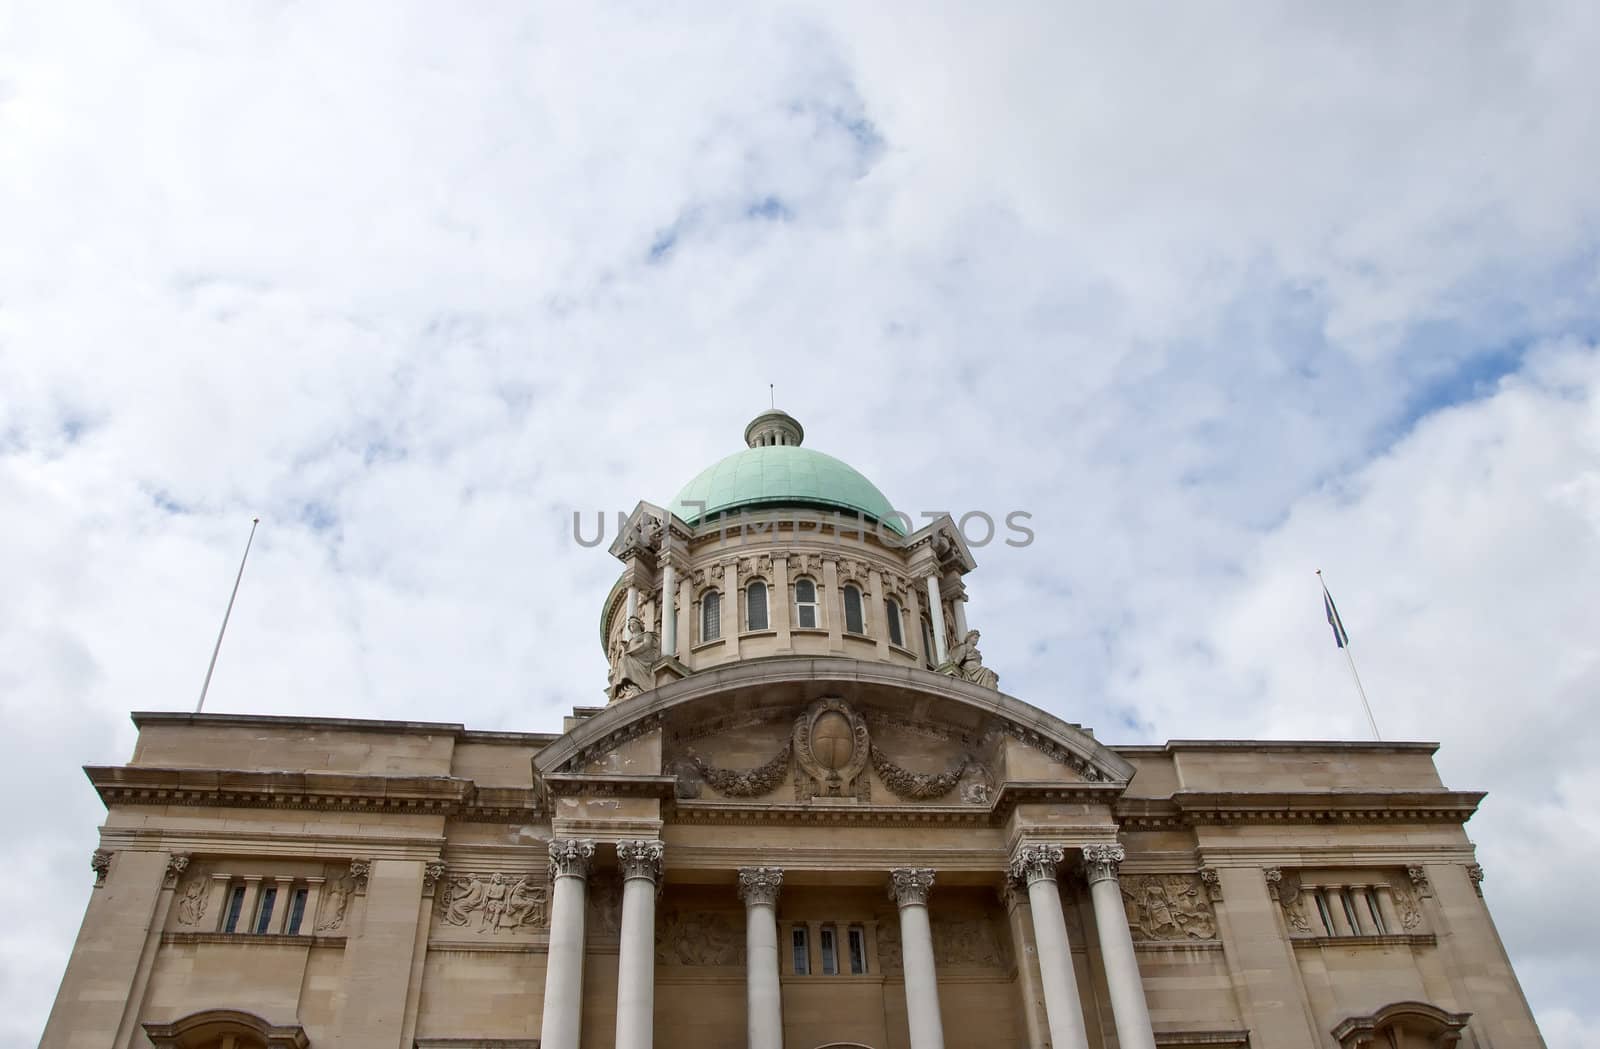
[43,411,1545,1049]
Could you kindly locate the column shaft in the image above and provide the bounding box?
[1011,846,1090,1049]
[891,868,945,1049]
[615,841,663,1049]
[1085,846,1156,1049]
[925,576,948,663]
[660,564,677,658]
[739,868,784,1049]
[539,840,594,1049]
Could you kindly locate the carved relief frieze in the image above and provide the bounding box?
[561,713,665,773]
[932,917,1004,967]
[876,920,903,974]
[687,742,792,799]
[655,909,745,966]
[1120,874,1217,941]
[435,872,548,933]
[997,724,1106,783]
[793,697,871,801]
[1393,882,1425,930]
[588,876,622,937]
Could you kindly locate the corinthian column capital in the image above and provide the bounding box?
[1008,843,1067,886]
[617,840,664,883]
[738,866,784,907]
[889,867,936,907]
[548,839,596,880]
[1081,843,1126,885]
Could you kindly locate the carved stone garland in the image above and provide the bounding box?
[869,744,969,801]
[689,742,792,799]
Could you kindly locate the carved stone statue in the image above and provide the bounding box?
[610,615,660,701]
[936,629,999,689]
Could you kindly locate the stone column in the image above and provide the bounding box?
[722,561,741,657]
[205,872,232,932]
[868,568,891,657]
[269,876,295,933]
[772,554,792,651]
[1375,883,1402,933]
[924,576,948,664]
[739,867,785,1049]
[889,868,945,1049]
[539,839,596,1049]
[952,594,968,638]
[660,564,677,658]
[239,876,264,933]
[676,574,693,660]
[1083,844,1156,1049]
[1009,845,1090,1049]
[615,841,664,1049]
[624,585,638,641]
[1324,887,1353,936]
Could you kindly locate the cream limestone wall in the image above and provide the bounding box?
[44,706,1545,1049]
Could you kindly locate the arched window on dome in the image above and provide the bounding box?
[746,580,769,632]
[701,590,721,642]
[885,597,904,647]
[843,584,865,635]
[794,578,818,629]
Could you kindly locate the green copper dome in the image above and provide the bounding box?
[669,413,903,533]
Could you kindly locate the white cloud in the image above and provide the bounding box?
[3,3,1599,1044]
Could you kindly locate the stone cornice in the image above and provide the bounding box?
[160,932,346,949]
[87,765,481,816]
[1169,789,1484,825]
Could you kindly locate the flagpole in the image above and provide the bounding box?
[196,516,260,714]
[1317,570,1381,741]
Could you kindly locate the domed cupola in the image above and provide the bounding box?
[668,411,904,535]
[602,410,988,703]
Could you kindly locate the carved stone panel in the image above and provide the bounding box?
[434,872,548,934]
[655,908,746,966]
[932,916,1005,968]
[1120,874,1217,941]
[174,868,209,927]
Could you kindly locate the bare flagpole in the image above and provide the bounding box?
[196,516,260,713]
[1317,569,1381,741]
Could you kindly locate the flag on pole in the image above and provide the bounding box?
[1322,583,1350,649]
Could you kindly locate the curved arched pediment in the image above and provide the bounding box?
[1331,1001,1472,1049]
[534,656,1134,794]
[142,1009,310,1049]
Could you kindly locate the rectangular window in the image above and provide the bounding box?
[254,887,277,934]
[287,887,309,935]
[1313,890,1335,936]
[819,926,838,975]
[792,927,810,975]
[848,926,867,974]
[223,886,246,933]
[1364,890,1386,935]
[747,582,769,631]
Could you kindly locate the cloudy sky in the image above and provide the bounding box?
[4,2,1598,1044]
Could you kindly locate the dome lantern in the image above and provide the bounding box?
[743,409,804,448]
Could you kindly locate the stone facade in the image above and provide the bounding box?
[42,413,1545,1049]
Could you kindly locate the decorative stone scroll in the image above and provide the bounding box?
[689,742,791,799]
[436,872,548,933]
[617,840,664,884]
[655,909,745,966]
[1009,843,1066,886]
[1120,874,1217,941]
[1407,865,1433,898]
[348,859,371,892]
[90,849,111,888]
[423,861,447,893]
[1466,863,1485,896]
[1081,843,1126,885]
[889,867,936,907]
[1199,867,1223,902]
[1265,868,1312,934]
[548,839,596,880]
[164,852,191,890]
[738,867,784,907]
[869,744,969,801]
